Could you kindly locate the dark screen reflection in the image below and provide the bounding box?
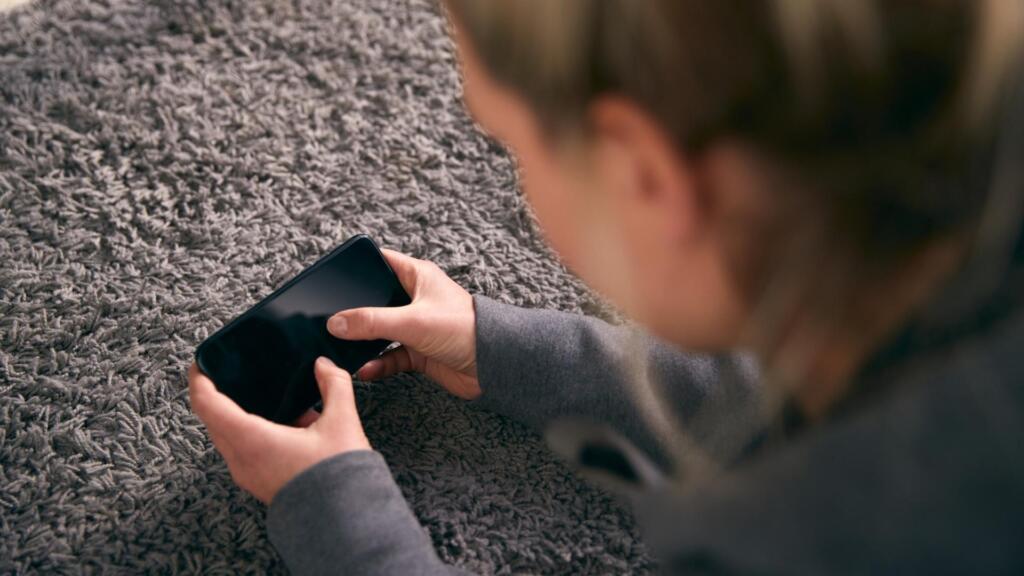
[196,237,410,423]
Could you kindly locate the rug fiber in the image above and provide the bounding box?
[0,0,652,573]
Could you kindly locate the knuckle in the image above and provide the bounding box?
[352,309,374,333]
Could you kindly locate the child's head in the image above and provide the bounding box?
[445,0,1022,386]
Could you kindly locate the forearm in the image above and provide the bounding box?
[267,450,469,576]
[472,295,761,465]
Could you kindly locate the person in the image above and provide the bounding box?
[188,1,1024,573]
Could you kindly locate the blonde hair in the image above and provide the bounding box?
[448,0,1022,343]
[446,0,1024,472]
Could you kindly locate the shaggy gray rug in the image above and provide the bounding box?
[0,0,653,573]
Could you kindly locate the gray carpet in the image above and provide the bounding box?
[0,0,653,573]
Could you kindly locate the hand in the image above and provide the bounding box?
[327,249,481,400]
[188,357,370,504]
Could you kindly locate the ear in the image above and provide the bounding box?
[586,96,700,242]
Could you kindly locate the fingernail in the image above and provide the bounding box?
[316,356,334,369]
[357,360,377,377]
[327,315,347,336]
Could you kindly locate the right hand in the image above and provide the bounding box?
[327,249,481,400]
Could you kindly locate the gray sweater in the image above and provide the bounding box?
[266,266,1024,574]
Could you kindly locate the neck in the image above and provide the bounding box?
[772,239,966,421]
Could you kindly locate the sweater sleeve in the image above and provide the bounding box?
[472,295,762,466]
[266,450,470,576]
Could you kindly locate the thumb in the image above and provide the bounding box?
[327,305,421,347]
[312,356,360,425]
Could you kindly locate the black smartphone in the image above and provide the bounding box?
[194,234,411,424]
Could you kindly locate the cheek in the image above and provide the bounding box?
[515,147,586,268]
[518,149,641,311]
[613,200,670,315]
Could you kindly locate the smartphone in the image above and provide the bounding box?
[194,234,411,423]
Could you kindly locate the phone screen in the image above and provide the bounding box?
[195,235,411,423]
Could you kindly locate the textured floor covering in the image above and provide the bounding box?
[0,1,652,573]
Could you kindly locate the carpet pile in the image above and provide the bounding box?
[0,0,652,573]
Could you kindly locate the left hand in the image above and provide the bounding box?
[188,356,371,504]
